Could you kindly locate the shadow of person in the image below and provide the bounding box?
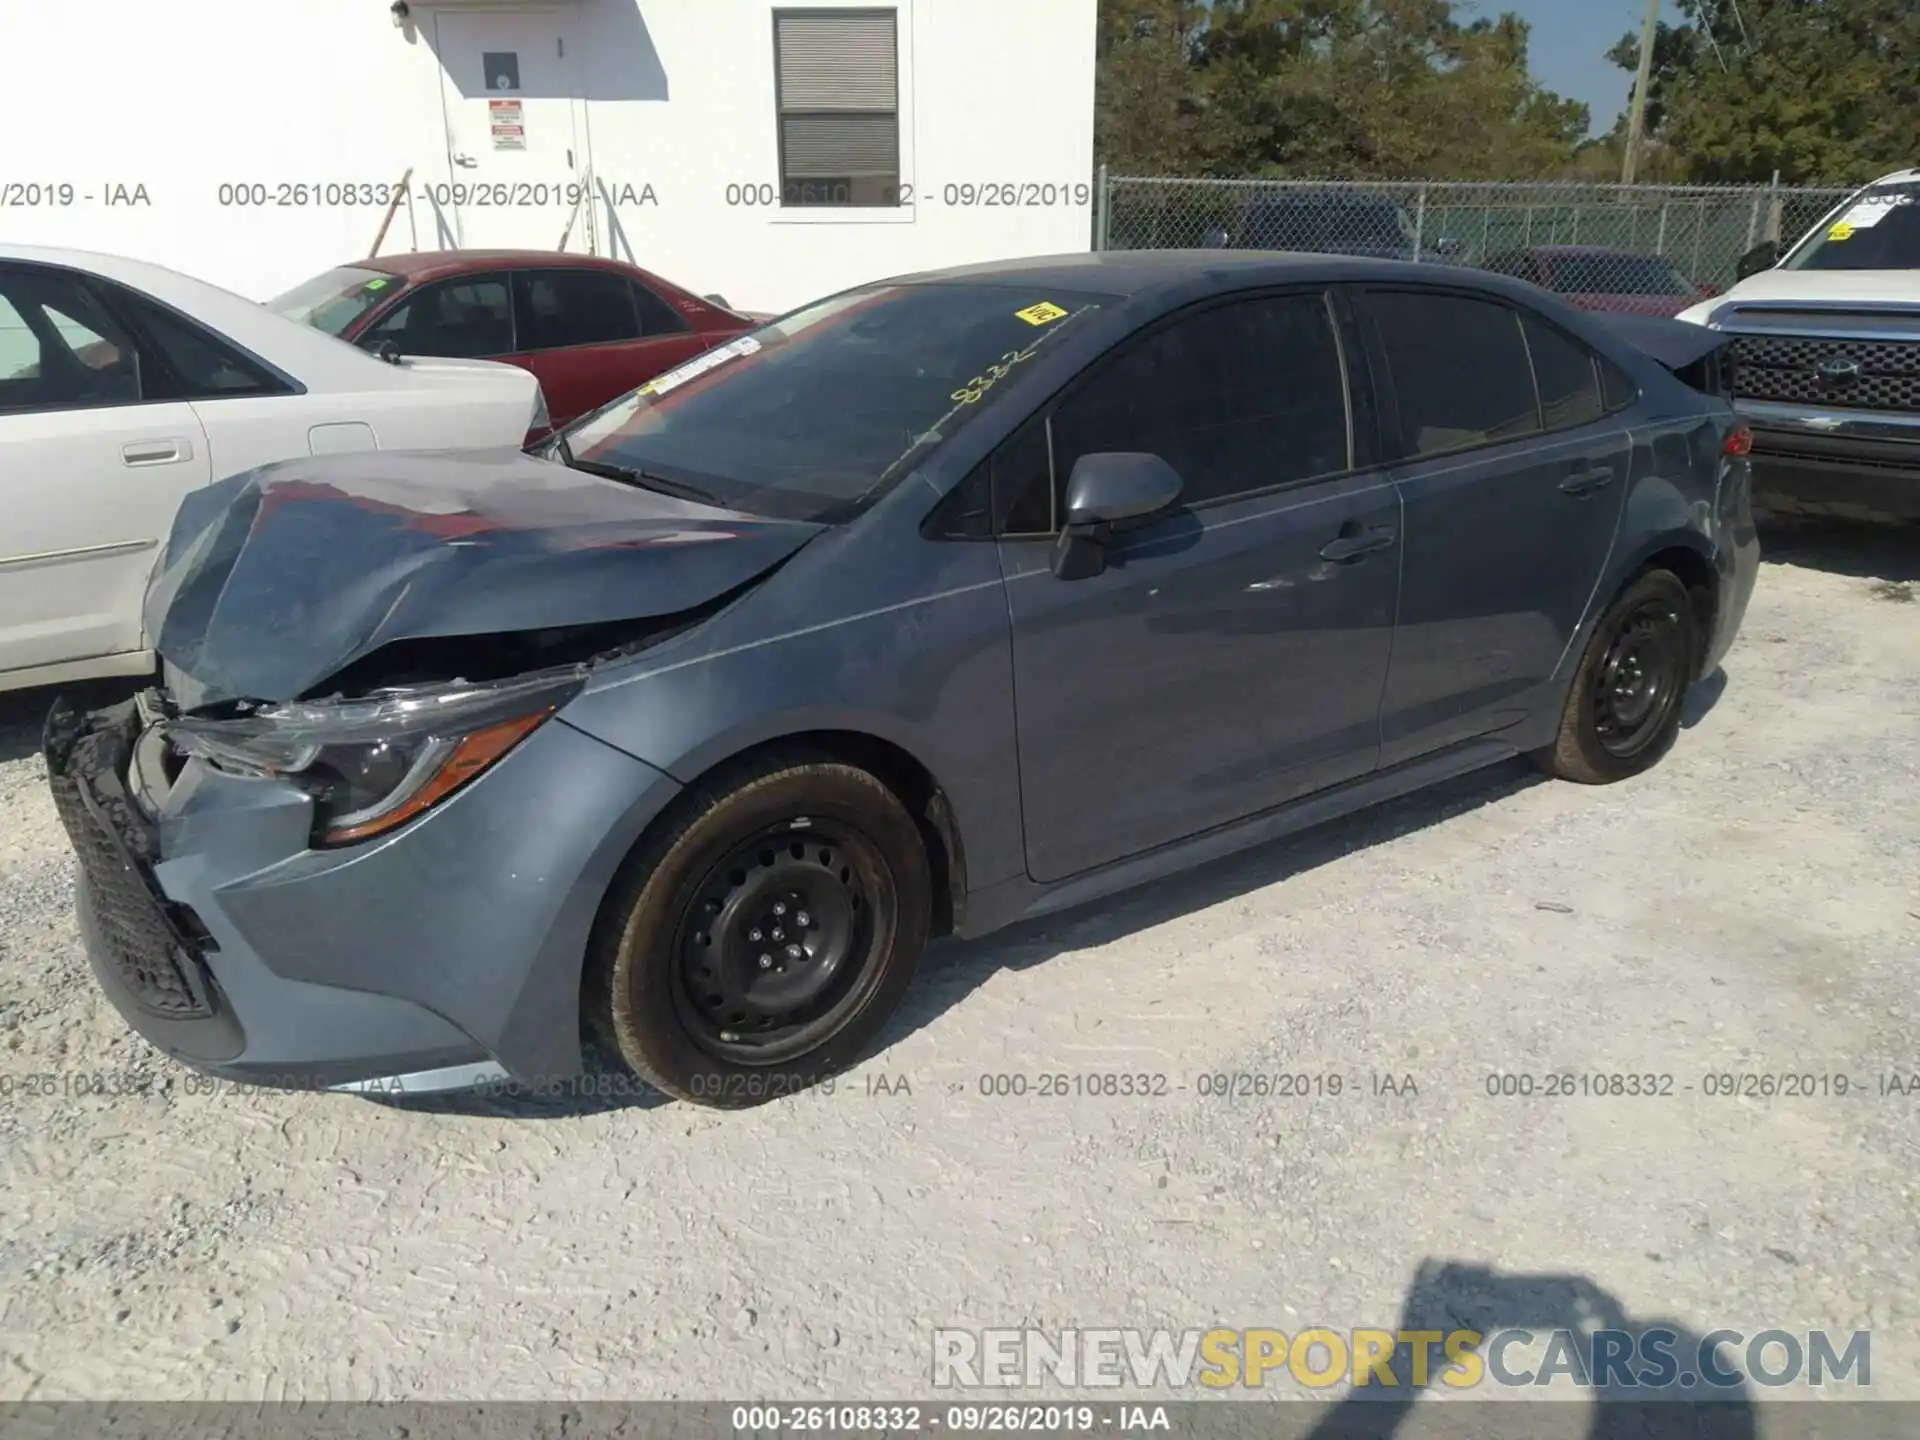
[1301,1260,1757,1440]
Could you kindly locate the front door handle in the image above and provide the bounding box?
[1319,525,1396,563]
[122,439,192,467]
[1559,464,1616,497]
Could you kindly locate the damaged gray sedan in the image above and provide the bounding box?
[45,252,1759,1108]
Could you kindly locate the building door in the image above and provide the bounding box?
[432,9,591,251]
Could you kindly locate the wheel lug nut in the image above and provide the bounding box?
[758,953,773,969]
[786,944,803,960]
[749,928,762,943]
[796,911,810,927]
[773,902,787,916]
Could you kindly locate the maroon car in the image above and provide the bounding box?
[267,250,761,430]
[1482,246,1716,318]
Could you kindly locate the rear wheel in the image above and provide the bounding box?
[586,753,930,1108]
[1534,569,1698,785]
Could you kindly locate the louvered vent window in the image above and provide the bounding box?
[774,8,901,207]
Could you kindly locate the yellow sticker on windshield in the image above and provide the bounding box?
[1015,301,1069,326]
[1829,222,1856,242]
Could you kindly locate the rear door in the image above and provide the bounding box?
[0,263,211,676]
[998,288,1403,884]
[508,269,711,424]
[1354,286,1634,767]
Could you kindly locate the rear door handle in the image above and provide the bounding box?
[122,439,192,467]
[1319,526,1396,563]
[1559,464,1616,497]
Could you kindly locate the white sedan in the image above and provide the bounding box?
[0,244,548,693]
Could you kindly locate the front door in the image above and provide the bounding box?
[999,290,1402,885]
[1355,287,1634,767]
[431,9,591,251]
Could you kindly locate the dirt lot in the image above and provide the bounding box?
[1,522,1915,1407]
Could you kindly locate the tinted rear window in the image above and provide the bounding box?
[1542,254,1696,296]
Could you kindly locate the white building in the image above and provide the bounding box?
[1,0,1097,314]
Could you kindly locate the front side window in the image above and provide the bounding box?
[1368,290,1540,459]
[774,8,900,207]
[362,275,513,358]
[266,265,400,337]
[563,282,1109,522]
[0,266,142,412]
[514,271,641,350]
[1047,292,1352,512]
[1787,184,1920,270]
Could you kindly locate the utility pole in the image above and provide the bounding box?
[1622,0,1662,184]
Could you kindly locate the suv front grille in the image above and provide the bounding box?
[1730,333,1920,414]
[45,704,215,1020]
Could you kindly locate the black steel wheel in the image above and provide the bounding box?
[670,818,891,1064]
[586,752,931,1108]
[1535,568,1700,784]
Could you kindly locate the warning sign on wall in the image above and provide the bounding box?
[489,99,526,150]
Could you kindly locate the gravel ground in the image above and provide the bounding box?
[0,521,1915,1409]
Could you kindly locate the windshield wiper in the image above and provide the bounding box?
[566,456,725,506]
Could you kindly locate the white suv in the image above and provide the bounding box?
[0,245,548,693]
[1675,169,1920,524]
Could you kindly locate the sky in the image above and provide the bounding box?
[1471,0,1686,135]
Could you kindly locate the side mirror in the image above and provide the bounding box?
[1051,452,1183,581]
[1735,241,1781,280]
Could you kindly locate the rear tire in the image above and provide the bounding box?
[1533,569,1698,785]
[586,752,930,1108]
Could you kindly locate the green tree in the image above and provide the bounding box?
[1095,0,1590,178]
[1610,0,1920,184]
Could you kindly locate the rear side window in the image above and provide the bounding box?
[1522,313,1604,431]
[515,270,641,349]
[117,291,287,399]
[1048,292,1351,510]
[1600,357,1638,411]
[630,281,692,337]
[1368,290,1540,458]
[362,275,512,358]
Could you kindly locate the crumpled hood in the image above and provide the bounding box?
[145,447,823,706]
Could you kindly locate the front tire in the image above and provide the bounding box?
[1534,568,1699,785]
[586,752,931,1108]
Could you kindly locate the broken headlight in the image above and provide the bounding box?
[164,667,586,847]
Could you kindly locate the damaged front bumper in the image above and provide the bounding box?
[44,687,683,1096]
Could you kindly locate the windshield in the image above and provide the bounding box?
[266,266,403,336]
[1542,253,1696,296]
[1787,184,1920,270]
[559,282,1111,522]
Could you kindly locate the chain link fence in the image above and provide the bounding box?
[1094,175,1857,301]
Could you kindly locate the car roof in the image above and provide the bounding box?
[357,249,672,285]
[889,249,1488,299]
[1522,245,1670,259]
[1870,168,1920,186]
